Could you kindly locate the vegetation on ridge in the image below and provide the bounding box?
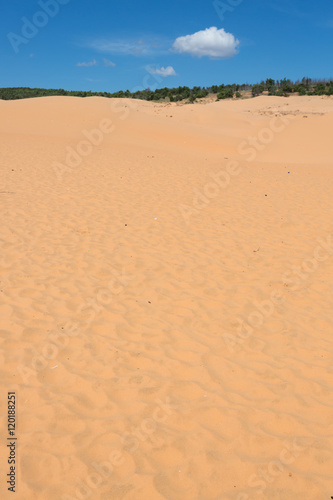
[0,78,332,102]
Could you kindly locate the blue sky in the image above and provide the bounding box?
[1,0,332,92]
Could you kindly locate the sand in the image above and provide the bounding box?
[0,95,332,500]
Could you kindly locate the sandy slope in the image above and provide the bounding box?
[0,95,332,500]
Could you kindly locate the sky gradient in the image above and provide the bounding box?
[1,0,333,93]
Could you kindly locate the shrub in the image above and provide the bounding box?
[217,88,234,100]
[294,85,306,95]
[276,88,289,97]
[313,82,327,95]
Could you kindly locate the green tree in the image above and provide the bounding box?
[252,84,262,97]
[265,78,275,92]
[279,78,293,93]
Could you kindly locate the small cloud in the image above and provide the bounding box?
[104,58,116,67]
[88,39,150,56]
[172,26,239,59]
[150,66,177,77]
[29,53,34,58]
[76,59,98,67]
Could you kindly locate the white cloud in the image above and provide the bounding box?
[172,27,239,58]
[104,58,116,67]
[150,66,177,77]
[76,59,98,67]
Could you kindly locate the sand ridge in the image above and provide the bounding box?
[0,95,333,499]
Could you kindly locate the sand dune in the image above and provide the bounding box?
[0,95,333,499]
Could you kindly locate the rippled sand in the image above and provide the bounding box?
[0,95,332,499]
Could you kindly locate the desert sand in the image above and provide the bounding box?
[0,95,332,500]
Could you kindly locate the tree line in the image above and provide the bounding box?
[0,78,332,102]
